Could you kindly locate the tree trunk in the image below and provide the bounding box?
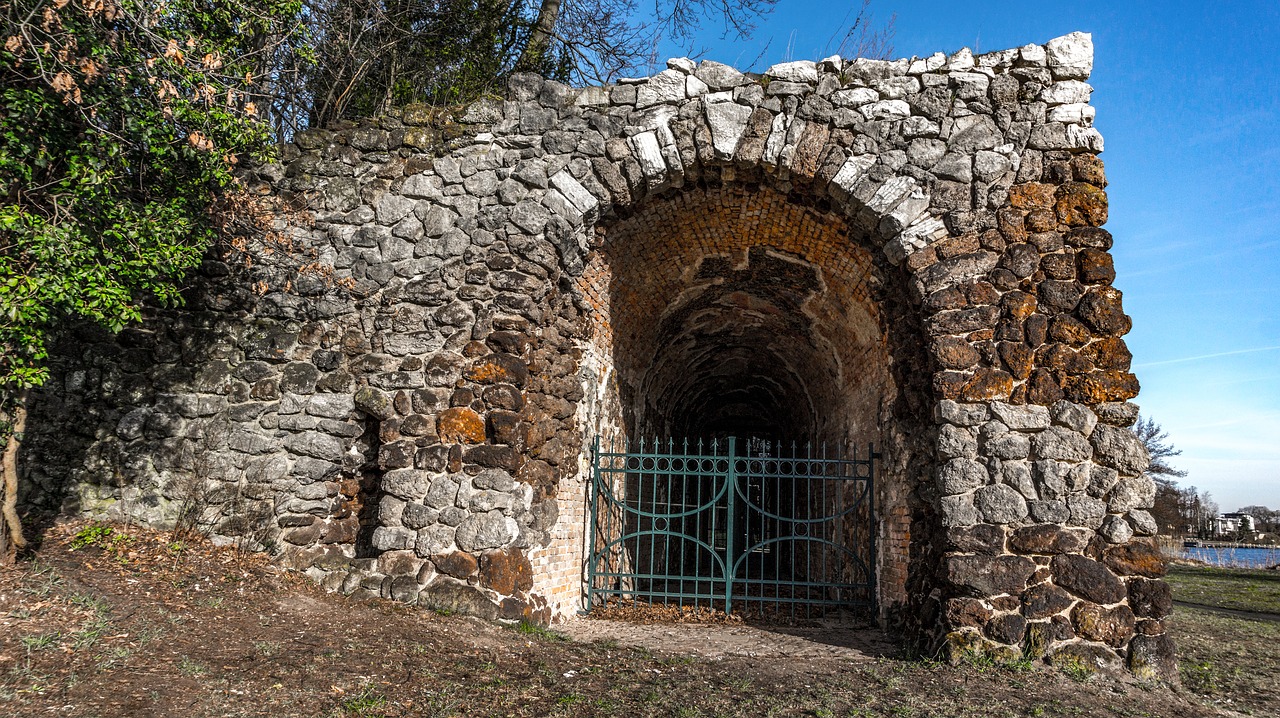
[516,0,561,71]
[1,389,30,565]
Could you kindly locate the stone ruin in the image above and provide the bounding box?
[18,31,1177,679]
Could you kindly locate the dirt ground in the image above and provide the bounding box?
[0,521,1265,717]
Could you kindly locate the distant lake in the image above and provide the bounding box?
[1182,546,1280,569]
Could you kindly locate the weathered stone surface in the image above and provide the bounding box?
[937,400,990,427]
[975,484,1029,524]
[1051,554,1126,604]
[1050,400,1098,435]
[1072,602,1135,647]
[419,579,498,620]
[437,407,486,444]
[382,469,432,501]
[1127,634,1178,683]
[1067,494,1107,529]
[946,597,992,627]
[1128,577,1173,619]
[1009,524,1088,555]
[1099,514,1134,543]
[947,555,1037,596]
[1090,424,1150,475]
[939,458,989,495]
[984,613,1028,645]
[1046,32,1094,79]
[938,424,979,460]
[990,402,1051,431]
[433,550,478,578]
[1022,583,1075,619]
[454,510,519,552]
[1032,426,1093,461]
[947,524,1007,555]
[1102,541,1167,578]
[480,548,535,595]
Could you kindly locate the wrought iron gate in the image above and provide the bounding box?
[586,436,877,618]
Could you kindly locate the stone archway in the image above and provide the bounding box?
[21,32,1176,679]
[570,178,933,616]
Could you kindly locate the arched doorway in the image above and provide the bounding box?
[576,179,927,618]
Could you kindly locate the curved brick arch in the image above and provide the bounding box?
[20,31,1173,679]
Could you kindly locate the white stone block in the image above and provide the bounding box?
[636,69,686,107]
[704,101,753,160]
[627,131,666,178]
[831,88,879,108]
[765,60,819,83]
[829,154,877,200]
[1047,103,1096,125]
[1040,80,1093,105]
[549,170,598,216]
[946,48,975,72]
[1046,31,1093,79]
[1066,125,1104,152]
[859,100,911,121]
[666,57,696,73]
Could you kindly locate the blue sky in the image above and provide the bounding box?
[655,1,1280,512]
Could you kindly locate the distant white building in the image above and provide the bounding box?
[1212,513,1257,537]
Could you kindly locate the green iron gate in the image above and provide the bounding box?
[586,436,878,618]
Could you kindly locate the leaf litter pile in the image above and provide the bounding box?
[0,520,1246,717]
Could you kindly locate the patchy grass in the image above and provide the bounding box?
[1167,564,1280,718]
[1166,563,1280,614]
[0,520,1253,718]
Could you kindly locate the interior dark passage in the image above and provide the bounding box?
[579,183,896,617]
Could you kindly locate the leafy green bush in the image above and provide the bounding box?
[1,0,301,388]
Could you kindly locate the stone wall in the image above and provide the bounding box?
[19,31,1175,679]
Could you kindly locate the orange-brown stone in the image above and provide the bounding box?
[464,353,529,386]
[1009,182,1058,209]
[934,337,982,370]
[946,598,993,628]
[1081,337,1133,371]
[437,407,486,443]
[1076,248,1116,285]
[480,548,535,595]
[1070,154,1108,187]
[1001,291,1038,320]
[998,341,1035,380]
[1062,370,1140,403]
[434,551,479,579]
[957,367,1015,401]
[1055,182,1108,227]
[1026,368,1065,406]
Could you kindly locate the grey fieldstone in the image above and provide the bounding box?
[1091,424,1150,475]
[1029,500,1071,523]
[941,494,980,528]
[1067,494,1107,529]
[372,526,415,551]
[939,458,989,495]
[1033,426,1093,462]
[990,402,1051,430]
[975,484,1029,524]
[455,510,519,552]
[987,432,1031,460]
[1051,400,1098,435]
[382,469,432,501]
[1107,476,1156,513]
[938,425,979,460]
[1001,460,1037,500]
[1128,509,1158,536]
[1099,514,1134,543]
[936,400,990,427]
